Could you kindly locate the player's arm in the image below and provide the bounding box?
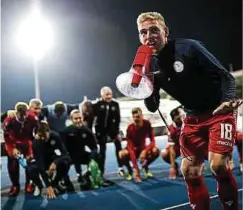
[32,140,56,199]
[145,122,156,152]
[54,132,71,158]
[2,118,18,156]
[116,102,121,125]
[32,140,52,187]
[144,85,160,112]
[86,129,98,150]
[191,40,240,113]
[126,129,138,170]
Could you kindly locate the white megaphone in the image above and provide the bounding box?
[116,45,154,99]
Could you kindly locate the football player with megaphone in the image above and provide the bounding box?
[116,12,242,210]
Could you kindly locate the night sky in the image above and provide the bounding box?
[1,0,242,111]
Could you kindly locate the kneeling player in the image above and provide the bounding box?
[27,121,74,199]
[119,107,159,182]
[161,106,185,179]
[61,109,99,183]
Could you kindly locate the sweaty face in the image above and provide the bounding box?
[71,112,83,128]
[30,104,42,116]
[132,112,143,125]
[138,19,168,53]
[173,108,185,127]
[102,89,113,103]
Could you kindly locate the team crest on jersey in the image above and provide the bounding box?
[54,149,61,156]
[82,133,87,138]
[173,61,184,72]
[100,105,105,109]
[111,106,116,111]
[50,140,56,145]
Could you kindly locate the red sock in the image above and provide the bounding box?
[214,169,238,210]
[184,176,210,210]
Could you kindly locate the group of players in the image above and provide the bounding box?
[2,85,242,201]
[1,86,180,198]
[2,11,243,210]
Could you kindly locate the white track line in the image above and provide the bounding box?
[160,188,243,210]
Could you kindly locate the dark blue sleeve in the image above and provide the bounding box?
[191,40,236,103]
[32,140,52,187]
[85,128,98,152]
[144,85,160,112]
[53,132,69,156]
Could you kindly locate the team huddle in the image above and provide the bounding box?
[1,86,184,198]
[2,11,243,210]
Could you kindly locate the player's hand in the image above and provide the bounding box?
[169,167,177,180]
[46,186,56,199]
[213,99,243,115]
[12,148,20,158]
[116,134,123,142]
[47,163,56,176]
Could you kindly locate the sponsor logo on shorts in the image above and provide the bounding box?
[225,200,233,206]
[217,141,233,147]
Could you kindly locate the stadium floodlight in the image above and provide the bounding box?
[15,10,54,98]
[15,11,54,60]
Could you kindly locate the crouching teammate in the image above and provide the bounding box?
[161,106,185,179]
[3,102,39,196]
[27,121,74,199]
[119,107,159,182]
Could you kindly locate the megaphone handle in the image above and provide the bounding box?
[157,108,171,135]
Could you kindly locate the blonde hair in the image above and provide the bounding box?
[70,109,81,118]
[137,12,166,28]
[29,98,43,107]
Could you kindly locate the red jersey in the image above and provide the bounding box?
[3,112,39,156]
[168,123,181,147]
[126,119,155,168]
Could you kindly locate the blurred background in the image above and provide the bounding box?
[1,0,242,112]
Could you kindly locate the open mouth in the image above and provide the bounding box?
[147,42,156,48]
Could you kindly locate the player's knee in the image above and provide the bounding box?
[152,147,160,157]
[209,161,227,175]
[161,149,169,160]
[119,150,128,160]
[209,153,228,175]
[180,159,202,178]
